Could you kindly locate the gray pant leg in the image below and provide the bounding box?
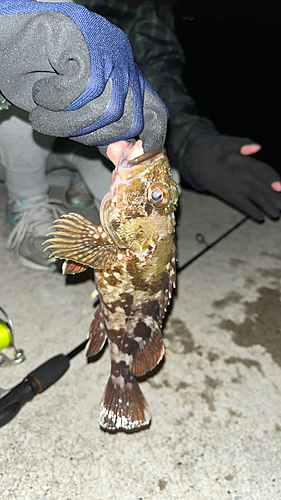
[0,107,54,199]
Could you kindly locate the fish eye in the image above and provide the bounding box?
[151,188,163,202]
[148,184,167,207]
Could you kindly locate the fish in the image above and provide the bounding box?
[44,141,178,432]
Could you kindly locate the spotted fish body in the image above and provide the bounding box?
[44,145,178,432]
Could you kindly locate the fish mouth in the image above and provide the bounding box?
[116,145,166,188]
[130,146,164,165]
[119,144,164,167]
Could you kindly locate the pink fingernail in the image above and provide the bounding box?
[251,143,262,151]
[240,144,262,155]
[271,181,281,192]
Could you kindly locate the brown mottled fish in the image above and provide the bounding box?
[44,141,178,432]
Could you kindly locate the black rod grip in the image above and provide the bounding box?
[0,354,70,427]
[28,355,70,392]
[0,380,37,428]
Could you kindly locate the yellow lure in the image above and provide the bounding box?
[0,322,12,350]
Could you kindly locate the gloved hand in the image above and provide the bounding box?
[0,0,167,151]
[187,135,281,222]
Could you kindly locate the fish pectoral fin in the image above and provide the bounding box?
[43,213,117,270]
[62,259,89,275]
[86,308,107,357]
[100,363,151,432]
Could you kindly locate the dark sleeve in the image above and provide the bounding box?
[75,1,218,181]
[125,4,218,180]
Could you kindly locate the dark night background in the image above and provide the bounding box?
[174,0,281,174]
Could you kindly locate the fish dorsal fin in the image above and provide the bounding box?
[44,213,117,270]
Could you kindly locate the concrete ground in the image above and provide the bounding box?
[0,179,280,500]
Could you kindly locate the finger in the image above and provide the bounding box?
[246,178,281,216]
[267,188,281,209]
[217,136,256,153]
[227,195,265,222]
[240,144,262,155]
[71,87,136,146]
[247,191,280,219]
[68,66,144,146]
[32,61,89,112]
[139,88,168,152]
[106,141,129,166]
[97,138,136,160]
[30,79,112,137]
[272,181,281,192]
[32,11,92,111]
[69,69,133,139]
[226,154,281,185]
[0,10,91,112]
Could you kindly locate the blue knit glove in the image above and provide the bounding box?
[0,0,167,150]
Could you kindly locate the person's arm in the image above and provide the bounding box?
[126,4,218,180]
[80,0,217,180]
[93,0,281,221]
[0,0,167,151]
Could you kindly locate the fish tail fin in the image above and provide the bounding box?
[86,308,107,357]
[99,361,151,432]
[132,324,165,377]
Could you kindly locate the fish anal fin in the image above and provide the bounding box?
[132,323,165,377]
[86,308,107,357]
[99,361,151,432]
[62,259,89,275]
[43,213,117,270]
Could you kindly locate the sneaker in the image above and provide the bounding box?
[66,172,94,209]
[6,195,68,271]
